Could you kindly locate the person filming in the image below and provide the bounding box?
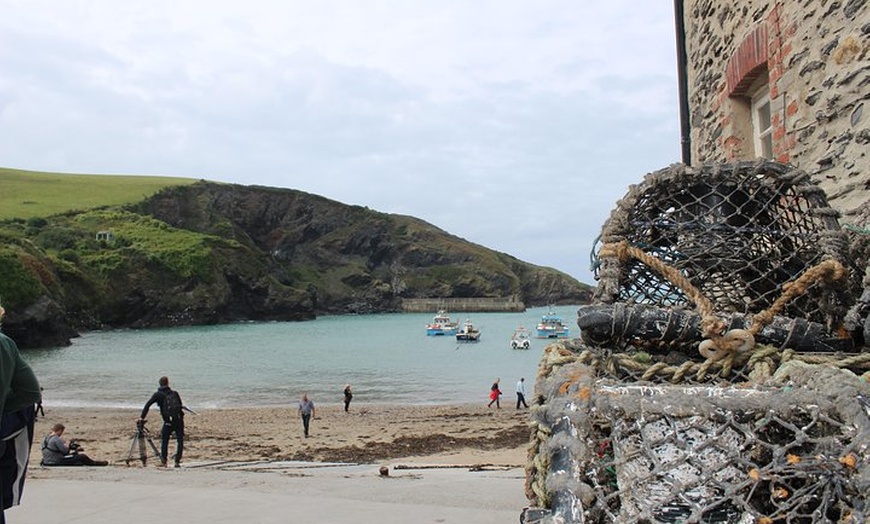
[40,423,107,466]
[139,376,185,467]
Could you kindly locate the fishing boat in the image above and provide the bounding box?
[510,326,531,349]
[455,319,481,342]
[425,310,458,336]
[536,308,569,338]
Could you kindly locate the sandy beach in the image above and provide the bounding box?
[10,403,533,523]
[30,403,530,467]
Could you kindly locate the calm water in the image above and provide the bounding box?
[21,305,579,410]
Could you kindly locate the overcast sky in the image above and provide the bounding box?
[0,1,681,284]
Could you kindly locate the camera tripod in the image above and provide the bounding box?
[125,419,162,466]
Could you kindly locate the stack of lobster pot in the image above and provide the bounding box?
[522,161,870,524]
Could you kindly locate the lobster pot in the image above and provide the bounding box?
[593,160,851,327]
[522,343,870,524]
[521,161,868,522]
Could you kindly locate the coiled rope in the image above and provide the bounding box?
[597,240,851,377]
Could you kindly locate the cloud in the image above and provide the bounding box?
[0,0,682,283]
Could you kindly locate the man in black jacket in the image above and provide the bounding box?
[139,376,184,467]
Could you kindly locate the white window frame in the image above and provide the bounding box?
[751,88,773,158]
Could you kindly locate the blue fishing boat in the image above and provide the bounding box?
[425,310,459,336]
[536,309,569,338]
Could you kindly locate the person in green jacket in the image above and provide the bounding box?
[0,302,42,524]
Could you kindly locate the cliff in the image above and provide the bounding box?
[0,181,592,348]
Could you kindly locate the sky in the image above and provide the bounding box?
[0,1,682,285]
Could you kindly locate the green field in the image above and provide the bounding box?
[0,167,199,220]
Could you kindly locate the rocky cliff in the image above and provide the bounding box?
[0,181,591,348]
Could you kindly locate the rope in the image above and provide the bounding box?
[843,223,870,235]
[544,344,870,384]
[598,241,850,372]
[528,344,576,508]
[526,421,552,507]
[598,241,723,336]
[746,259,848,336]
[589,234,602,274]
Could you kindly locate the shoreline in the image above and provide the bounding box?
[35,399,517,410]
[30,403,532,468]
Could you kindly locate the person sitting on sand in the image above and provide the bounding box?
[40,423,108,466]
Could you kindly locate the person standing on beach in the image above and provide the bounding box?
[0,302,41,524]
[139,376,185,467]
[298,394,315,437]
[516,377,529,409]
[35,388,44,418]
[343,385,353,413]
[487,379,502,409]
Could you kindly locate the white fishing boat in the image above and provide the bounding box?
[510,326,531,349]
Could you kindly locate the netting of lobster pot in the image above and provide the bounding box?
[523,347,870,524]
[592,160,851,330]
[521,161,869,524]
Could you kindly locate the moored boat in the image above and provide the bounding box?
[425,310,458,336]
[536,309,569,338]
[455,319,481,342]
[510,326,531,349]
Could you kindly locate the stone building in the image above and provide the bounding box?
[674,0,868,226]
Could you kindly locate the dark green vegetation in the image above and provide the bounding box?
[0,169,592,348]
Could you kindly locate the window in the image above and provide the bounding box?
[725,24,773,160]
[726,69,771,161]
[751,88,773,158]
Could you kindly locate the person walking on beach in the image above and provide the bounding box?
[40,423,108,466]
[487,379,502,409]
[343,385,353,413]
[140,376,185,467]
[35,388,44,418]
[516,377,529,409]
[0,301,42,524]
[298,394,315,437]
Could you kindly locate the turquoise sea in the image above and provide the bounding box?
[22,305,579,410]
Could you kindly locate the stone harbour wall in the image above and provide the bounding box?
[401,296,525,313]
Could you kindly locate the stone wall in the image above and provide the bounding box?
[401,297,525,313]
[681,0,869,225]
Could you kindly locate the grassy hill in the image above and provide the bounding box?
[0,167,198,220]
[0,168,591,348]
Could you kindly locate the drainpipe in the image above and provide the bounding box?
[673,0,692,165]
